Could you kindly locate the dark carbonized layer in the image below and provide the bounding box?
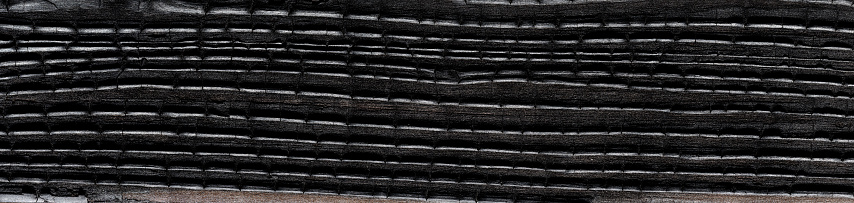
[1,0,854,202]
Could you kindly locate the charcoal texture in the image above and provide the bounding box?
[1,0,854,202]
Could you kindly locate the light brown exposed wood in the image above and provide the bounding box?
[122,189,426,203]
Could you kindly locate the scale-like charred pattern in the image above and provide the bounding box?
[1,0,854,202]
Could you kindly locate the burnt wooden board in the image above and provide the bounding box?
[1,0,854,202]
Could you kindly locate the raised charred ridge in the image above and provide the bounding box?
[2,0,854,202]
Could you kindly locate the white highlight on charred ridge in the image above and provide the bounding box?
[0,80,841,117]
[151,1,204,14]
[2,40,854,72]
[3,61,854,118]
[3,177,851,203]
[781,0,854,7]
[3,51,852,93]
[35,26,74,33]
[253,10,290,16]
[209,8,250,15]
[78,28,117,34]
[5,130,854,182]
[3,154,854,185]
[3,24,854,53]
[2,36,853,68]
[6,110,854,146]
[4,15,854,36]
[291,10,344,18]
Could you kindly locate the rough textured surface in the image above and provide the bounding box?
[2,0,854,202]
